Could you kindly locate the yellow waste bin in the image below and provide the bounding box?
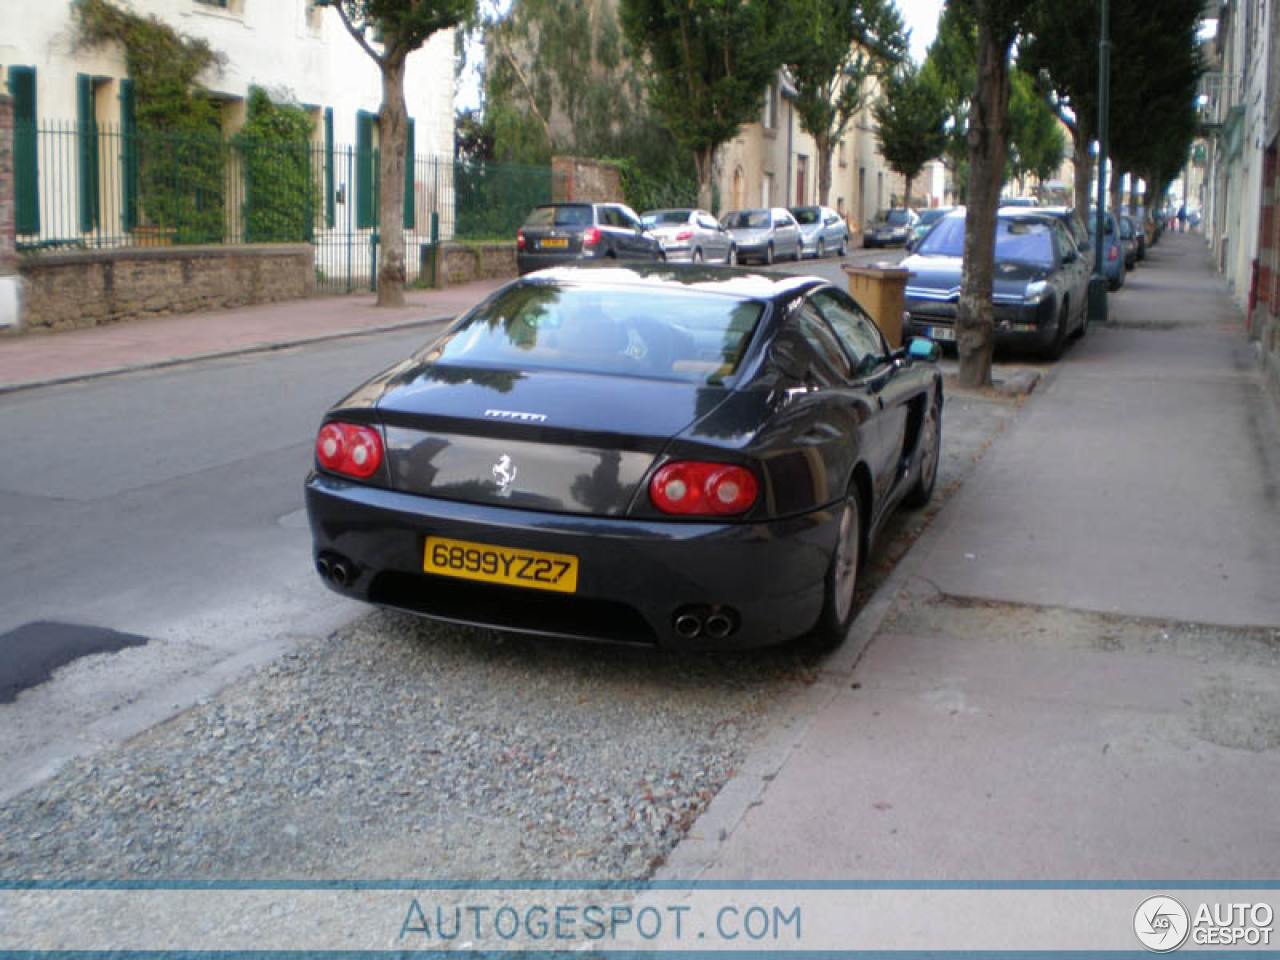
[842,264,913,348]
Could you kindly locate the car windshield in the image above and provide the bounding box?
[916,216,1056,266]
[791,207,821,225]
[884,209,911,225]
[642,210,692,226]
[524,205,593,228]
[917,208,947,226]
[427,284,766,386]
[725,210,770,229]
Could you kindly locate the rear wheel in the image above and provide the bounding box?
[692,248,703,264]
[838,237,847,256]
[765,243,774,266]
[727,246,738,266]
[817,239,826,259]
[815,488,863,642]
[904,401,941,508]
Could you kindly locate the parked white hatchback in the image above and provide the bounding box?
[721,208,802,265]
[641,208,736,264]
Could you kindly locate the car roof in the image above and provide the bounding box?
[518,263,823,300]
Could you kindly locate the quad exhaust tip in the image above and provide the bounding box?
[672,606,739,641]
[316,552,357,588]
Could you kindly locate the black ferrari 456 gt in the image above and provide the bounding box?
[306,264,943,649]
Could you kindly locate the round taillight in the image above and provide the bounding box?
[649,461,758,516]
[315,422,384,480]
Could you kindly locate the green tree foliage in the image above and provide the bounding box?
[873,63,948,208]
[620,0,791,209]
[232,87,318,243]
[322,0,475,306]
[921,3,977,199]
[72,0,226,243]
[785,0,907,206]
[474,0,696,208]
[1006,68,1064,185]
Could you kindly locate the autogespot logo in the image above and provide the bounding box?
[1135,896,1191,952]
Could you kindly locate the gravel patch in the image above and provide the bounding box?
[0,380,1026,882]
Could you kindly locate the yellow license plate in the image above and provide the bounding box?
[424,536,578,594]
[540,237,568,249]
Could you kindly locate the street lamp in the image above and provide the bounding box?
[1088,0,1111,325]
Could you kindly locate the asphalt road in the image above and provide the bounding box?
[0,326,442,800]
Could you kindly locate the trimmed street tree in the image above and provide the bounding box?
[786,0,907,207]
[619,0,790,210]
[873,62,948,209]
[952,0,1038,389]
[323,0,475,307]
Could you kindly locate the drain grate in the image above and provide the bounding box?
[0,621,150,704]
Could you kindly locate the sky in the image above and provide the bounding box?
[902,0,946,63]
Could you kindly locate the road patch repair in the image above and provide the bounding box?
[0,621,149,704]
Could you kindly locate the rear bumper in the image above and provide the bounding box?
[306,474,835,649]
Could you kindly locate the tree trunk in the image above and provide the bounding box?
[902,175,914,211]
[955,12,1013,390]
[695,145,715,212]
[816,132,833,206]
[376,52,408,308]
[1072,132,1092,228]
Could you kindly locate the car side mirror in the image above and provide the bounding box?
[906,337,942,363]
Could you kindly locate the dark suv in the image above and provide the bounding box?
[516,203,664,275]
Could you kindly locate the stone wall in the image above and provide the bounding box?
[439,241,516,287]
[18,244,315,333]
[551,156,623,203]
[0,94,20,330]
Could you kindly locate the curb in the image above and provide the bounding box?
[656,364,1056,882]
[0,315,453,397]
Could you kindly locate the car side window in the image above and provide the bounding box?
[793,304,853,384]
[616,206,642,230]
[809,289,887,376]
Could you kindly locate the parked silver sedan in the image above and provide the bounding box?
[641,208,736,264]
[790,205,849,259]
[721,208,802,265]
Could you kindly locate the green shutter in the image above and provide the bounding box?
[77,74,100,232]
[324,106,335,228]
[403,118,415,229]
[7,66,39,235]
[120,78,138,230]
[356,110,374,229]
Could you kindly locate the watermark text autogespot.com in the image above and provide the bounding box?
[399,898,803,946]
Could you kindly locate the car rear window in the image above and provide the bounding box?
[524,205,593,228]
[885,209,911,225]
[427,284,766,385]
[791,207,821,224]
[643,210,692,226]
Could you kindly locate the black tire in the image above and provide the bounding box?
[817,239,826,259]
[765,243,774,266]
[903,400,941,508]
[692,248,703,264]
[727,246,738,266]
[1071,298,1089,340]
[1043,301,1069,360]
[815,487,863,642]
[838,237,847,256]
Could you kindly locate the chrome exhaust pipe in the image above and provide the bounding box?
[315,556,332,580]
[330,559,353,588]
[673,614,703,640]
[704,613,734,640]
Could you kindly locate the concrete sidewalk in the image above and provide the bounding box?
[0,279,506,394]
[664,231,1280,881]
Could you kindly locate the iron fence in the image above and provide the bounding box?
[13,121,560,294]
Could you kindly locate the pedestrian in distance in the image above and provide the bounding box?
[1177,204,1188,232]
